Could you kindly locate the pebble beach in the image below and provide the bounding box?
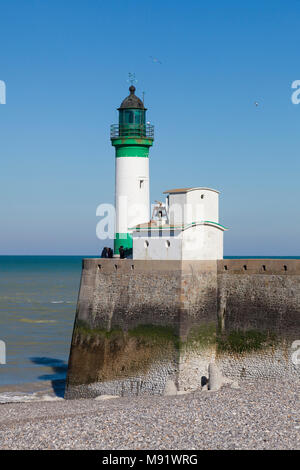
[0,380,299,450]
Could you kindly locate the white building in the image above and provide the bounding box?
[131,187,227,260]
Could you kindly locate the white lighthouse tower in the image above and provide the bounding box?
[110,85,154,256]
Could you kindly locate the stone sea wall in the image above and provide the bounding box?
[65,259,300,398]
[216,259,300,381]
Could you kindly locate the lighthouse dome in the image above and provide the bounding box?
[118,86,145,110]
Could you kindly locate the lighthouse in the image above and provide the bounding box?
[111,86,154,255]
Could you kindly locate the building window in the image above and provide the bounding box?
[165,240,170,248]
[201,194,204,199]
[144,240,149,248]
[139,180,144,189]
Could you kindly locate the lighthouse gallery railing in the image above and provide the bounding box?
[110,123,154,139]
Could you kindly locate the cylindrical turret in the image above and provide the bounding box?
[111,86,154,256]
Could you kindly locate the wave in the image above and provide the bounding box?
[0,392,63,404]
[0,298,76,307]
[18,319,57,324]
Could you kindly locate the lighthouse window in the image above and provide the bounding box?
[139,180,144,189]
[134,110,145,125]
[125,110,134,124]
[144,240,149,248]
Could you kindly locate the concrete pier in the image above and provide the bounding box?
[65,259,300,399]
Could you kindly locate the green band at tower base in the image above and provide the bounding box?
[114,233,133,255]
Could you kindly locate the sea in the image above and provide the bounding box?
[0,256,88,402]
[0,255,299,403]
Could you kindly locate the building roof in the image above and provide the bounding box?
[130,220,227,231]
[118,86,145,110]
[131,220,162,229]
[163,187,220,194]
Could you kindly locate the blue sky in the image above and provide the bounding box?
[1,0,300,255]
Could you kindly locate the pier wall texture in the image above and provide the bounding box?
[216,259,300,381]
[65,259,300,399]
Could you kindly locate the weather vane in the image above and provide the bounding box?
[127,72,138,86]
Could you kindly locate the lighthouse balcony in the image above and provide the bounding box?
[110,123,154,139]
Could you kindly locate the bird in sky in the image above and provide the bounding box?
[149,56,162,64]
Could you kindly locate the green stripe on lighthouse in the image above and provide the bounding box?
[114,144,151,158]
[114,233,133,254]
